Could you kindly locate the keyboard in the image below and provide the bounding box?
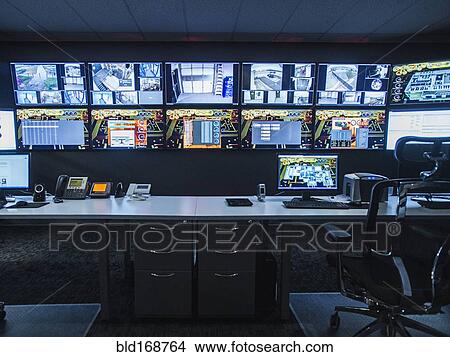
[226,198,253,207]
[283,200,350,209]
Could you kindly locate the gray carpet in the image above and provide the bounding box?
[290,293,450,337]
[0,304,100,337]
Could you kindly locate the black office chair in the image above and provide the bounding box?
[325,137,450,337]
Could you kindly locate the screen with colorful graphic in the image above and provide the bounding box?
[314,109,385,149]
[16,108,89,150]
[242,63,315,105]
[11,63,87,106]
[166,109,239,149]
[317,64,390,106]
[241,109,313,149]
[166,63,238,104]
[89,63,162,105]
[91,109,164,149]
[390,61,450,105]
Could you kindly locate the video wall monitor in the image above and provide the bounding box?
[390,61,450,105]
[89,62,162,105]
[241,109,313,149]
[242,63,315,105]
[166,109,239,149]
[166,63,238,105]
[0,110,17,150]
[11,63,87,106]
[314,109,386,150]
[91,109,164,149]
[16,108,89,150]
[387,109,450,150]
[277,154,338,191]
[0,153,30,189]
[316,63,390,106]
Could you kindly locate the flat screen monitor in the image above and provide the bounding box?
[241,109,313,149]
[0,109,16,150]
[390,60,450,105]
[166,109,239,149]
[317,63,390,106]
[0,153,29,189]
[166,63,238,104]
[242,63,315,105]
[277,154,338,191]
[387,109,450,150]
[11,63,87,106]
[314,109,386,150]
[91,109,164,149]
[89,62,162,105]
[16,108,89,150]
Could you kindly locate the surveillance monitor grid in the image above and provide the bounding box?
[166,63,239,105]
[314,109,386,150]
[0,153,30,189]
[387,109,450,150]
[317,63,390,106]
[277,154,338,190]
[0,110,17,150]
[390,60,450,105]
[91,109,164,149]
[166,109,239,149]
[89,62,162,105]
[11,63,87,106]
[242,63,315,105]
[16,108,89,150]
[241,109,313,149]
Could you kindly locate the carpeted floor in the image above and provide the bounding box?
[0,226,338,336]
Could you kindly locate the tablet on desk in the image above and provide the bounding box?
[225,198,253,207]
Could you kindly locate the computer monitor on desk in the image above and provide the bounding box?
[277,154,338,200]
[0,154,30,202]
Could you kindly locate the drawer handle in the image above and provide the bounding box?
[214,273,239,278]
[150,250,171,254]
[214,250,238,255]
[150,273,175,278]
[216,227,239,232]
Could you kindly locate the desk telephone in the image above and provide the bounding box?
[55,175,89,200]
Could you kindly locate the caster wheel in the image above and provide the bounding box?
[330,312,340,331]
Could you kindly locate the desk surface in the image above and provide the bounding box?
[1,195,450,221]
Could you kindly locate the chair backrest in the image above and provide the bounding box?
[432,238,450,308]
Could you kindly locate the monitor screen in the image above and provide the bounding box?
[242,63,315,105]
[0,110,16,150]
[387,109,450,150]
[0,153,29,189]
[241,109,313,149]
[89,62,162,105]
[11,63,87,106]
[166,109,239,149]
[91,109,164,149]
[314,109,386,150]
[317,63,390,106]
[166,63,238,104]
[277,154,338,190]
[390,61,450,105]
[16,108,89,150]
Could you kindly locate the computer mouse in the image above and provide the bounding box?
[15,201,28,208]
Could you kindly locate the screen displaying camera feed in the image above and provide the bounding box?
[166,109,239,149]
[317,64,390,106]
[0,110,16,151]
[390,61,450,104]
[166,63,238,104]
[242,63,315,105]
[387,109,450,150]
[91,109,164,149]
[315,110,385,150]
[241,109,313,149]
[90,63,162,105]
[11,63,87,106]
[16,108,89,150]
[278,155,338,190]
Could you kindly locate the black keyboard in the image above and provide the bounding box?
[283,200,350,209]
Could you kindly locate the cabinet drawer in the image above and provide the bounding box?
[135,249,192,271]
[198,271,255,317]
[135,270,192,317]
[198,250,255,272]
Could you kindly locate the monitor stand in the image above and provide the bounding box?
[292,192,316,201]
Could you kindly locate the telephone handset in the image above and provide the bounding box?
[54,175,89,200]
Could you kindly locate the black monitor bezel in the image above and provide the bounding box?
[0,152,31,190]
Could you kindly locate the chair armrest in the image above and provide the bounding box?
[322,224,352,243]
